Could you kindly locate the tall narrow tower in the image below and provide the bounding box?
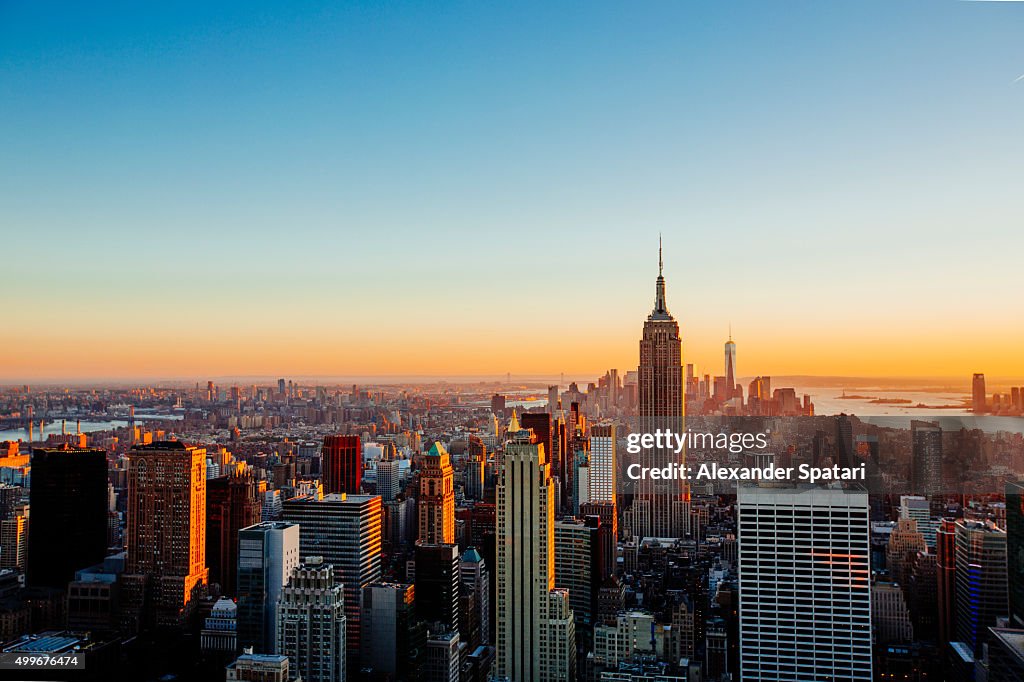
[418,442,455,544]
[496,415,576,681]
[724,327,737,399]
[630,237,688,539]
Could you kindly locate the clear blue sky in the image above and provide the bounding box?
[2,1,1022,380]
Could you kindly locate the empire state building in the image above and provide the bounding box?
[628,239,689,539]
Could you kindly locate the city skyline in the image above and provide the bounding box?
[3,1,1024,381]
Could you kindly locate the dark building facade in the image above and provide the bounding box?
[206,470,261,596]
[321,435,362,495]
[27,447,108,590]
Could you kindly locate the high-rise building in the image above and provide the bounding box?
[237,521,300,653]
[460,547,490,647]
[200,596,239,655]
[418,442,455,544]
[121,441,209,630]
[589,424,617,506]
[321,435,362,495]
[0,513,28,571]
[872,579,914,644]
[466,436,486,501]
[1007,481,1024,628]
[415,542,460,634]
[282,492,382,663]
[207,470,262,596]
[27,447,108,589]
[936,518,957,647]
[424,630,461,682]
[972,373,987,413]
[276,557,346,682]
[554,517,599,629]
[911,420,943,497]
[737,485,872,681]
[361,582,419,679]
[899,495,938,548]
[954,520,1008,655]
[631,239,687,539]
[376,459,401,502]
[496,415,576,681]
[724,331,737,399]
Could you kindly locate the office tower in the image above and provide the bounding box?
[900,495,938,548]
[276,558,346,682]
[237,521,300,653]
[207,470,262,595]
[521,413,552,473]
[262,489,283,522]
[548,385,559,412]
[226,653,291,682]
[737,485,872,682]
[496,416,576,681]
[954,520,1008,654]
[911,420,943,497]
[886,517,926,587]
[491,394,506,417]
[632,239,687,539]
[580,502,617,579]
[936,518,957,647]
[424,630,461,682]
[361,582,419,679]
[460,547,490,646]
[0,484,21,521]
[415,542,460,633]
[282,493,382,662]
[0,513,27,571]
[121,441,209,630]
[466,436,486,501]
[377,459,401,502]
[1007,481,1024,628]
[322,434,362,495]
[973,373,987,413]
[589,424,617,505]
[27,447,107,589]
[724,331,737,399]
[872,579,914,643]
[418,442,455,544]
[554,517,599,628]
[834,414,856,469]
[200,596,239,655]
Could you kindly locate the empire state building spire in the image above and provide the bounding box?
[651,234,671,320]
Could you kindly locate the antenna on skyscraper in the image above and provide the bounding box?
[658,233,663,277]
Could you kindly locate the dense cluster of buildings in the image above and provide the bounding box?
[0,250,1021,681]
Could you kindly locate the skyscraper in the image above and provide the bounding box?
[589,424,617,506]
[973,373,987,413]
[377,459,401,502]
[954,520,1008,654]
[737,485,872,681]
[911,420,943,497]
[724,330,737,399]
[121,441,209,630]
[361,582,419,679]
[415,542,460,634]
[27,446,108,589]
[282,492,382,663]
[418,442,455,544]
[322,434,362,495]
[460,547,490,646]
[496,415,576,681]
[237,521,300,653]
[207,469,262,596]
[631,238,687,539]
[1007,481,1024,628]
[276,557,346,682]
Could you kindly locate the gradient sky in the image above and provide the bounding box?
[2,1,1022,382]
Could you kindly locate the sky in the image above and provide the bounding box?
[1,0,1022,383]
